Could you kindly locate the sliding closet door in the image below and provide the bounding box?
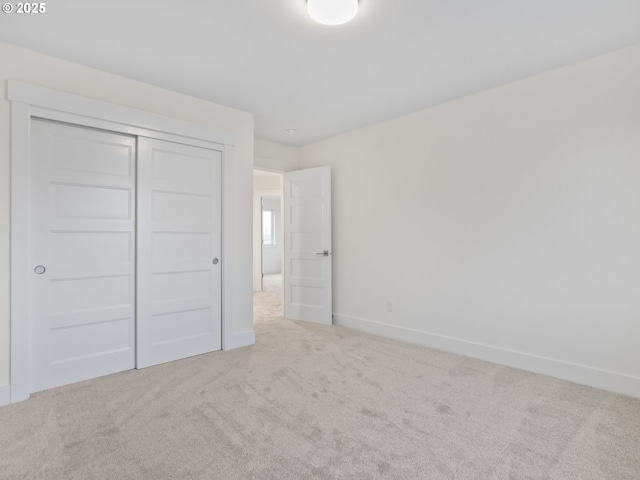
[136,138,222,368]
[29,119,137,392]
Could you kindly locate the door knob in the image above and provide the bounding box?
[315,251,330,257]
[34,265,46,274]
[212,258,219,265]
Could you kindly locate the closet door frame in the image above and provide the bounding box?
[9,80,235,404]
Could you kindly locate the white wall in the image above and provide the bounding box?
[254,172,283,191]
[261,197,282,275]
[254,138,299,172]
[0,42,255,392]
[299,44,640,397]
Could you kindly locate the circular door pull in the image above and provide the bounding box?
[34,265,46,275]
[212,258,219,265]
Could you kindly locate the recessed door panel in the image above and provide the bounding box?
[291,285,324,308]
[149,308,213,346]
[151,270,212,302]
[29,119,136,393]
[290,176,323,197]
[151,232,211,261]
[49,231,132,265]
[49,132,134,177]
[290,231,323,252]
[49,318,132,365]
[291,258,324,279]
[51,184,132,219]
[151,191,211,224]
[152,149,212,186]
[49,275,132,313]
[290,202,323,227]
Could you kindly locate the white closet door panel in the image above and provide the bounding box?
[148,308,213,346]
[151,231,211,260]
[150,270,212,302]
[49,231,132,265]
[49,183,133,219]
[137,138,222,368]
[46,126,134,176]
[29,120,136,393]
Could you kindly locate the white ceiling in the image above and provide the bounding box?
[1,1,639,146]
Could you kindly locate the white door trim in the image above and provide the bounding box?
[9,80,235,403]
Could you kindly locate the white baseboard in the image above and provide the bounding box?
[0,384,10,407]
[334,313,640,399]
[224,330,255,351]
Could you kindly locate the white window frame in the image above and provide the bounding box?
[8,80,236,404]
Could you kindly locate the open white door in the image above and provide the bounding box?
[283,166,332,325]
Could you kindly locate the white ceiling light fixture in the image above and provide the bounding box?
[307,0,359,26]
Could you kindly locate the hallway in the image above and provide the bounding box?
[253,274,282,324]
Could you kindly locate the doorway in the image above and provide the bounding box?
[253,170,284,321]
[252,167,333,326]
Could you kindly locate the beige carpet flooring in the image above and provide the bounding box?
[1,274,639,479]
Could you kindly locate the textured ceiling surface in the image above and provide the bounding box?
[1,0,639,146]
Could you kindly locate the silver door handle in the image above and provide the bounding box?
[34,265,46,274]
[316,251,331,257]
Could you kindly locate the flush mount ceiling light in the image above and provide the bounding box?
[307,0,359,26]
